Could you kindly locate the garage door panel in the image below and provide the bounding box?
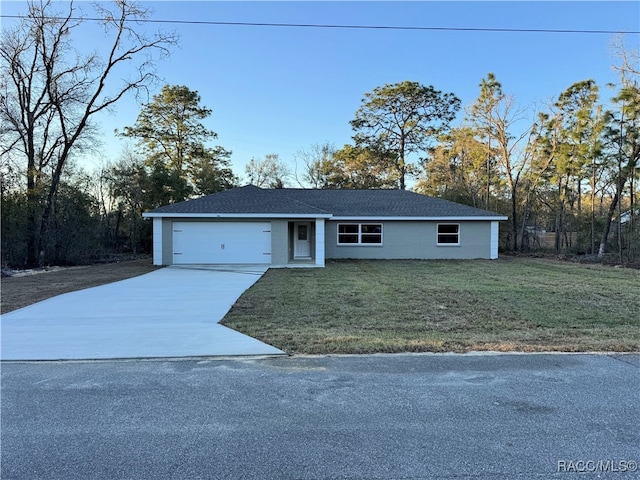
[173,222,271,264]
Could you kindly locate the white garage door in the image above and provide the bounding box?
[173,222,271,264]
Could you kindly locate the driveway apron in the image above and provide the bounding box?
[0,266,284,360]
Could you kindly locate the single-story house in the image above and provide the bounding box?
[142,185,508,267]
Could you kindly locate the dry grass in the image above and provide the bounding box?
[3,257,637,354]
[1,258,160,314]
[222,258,640,354]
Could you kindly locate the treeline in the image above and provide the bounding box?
[418,74,640,262]
[1,1,638,267]
[3,73,638,266]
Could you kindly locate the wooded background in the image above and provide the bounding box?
[2,1,638,268]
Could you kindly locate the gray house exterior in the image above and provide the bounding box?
[143,185,507,267]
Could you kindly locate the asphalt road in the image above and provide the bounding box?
[2,353,639,480]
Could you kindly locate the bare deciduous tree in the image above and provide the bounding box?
[293,141,336,188]
[611,35,640,79]
[0,0,177,266]
[468,74,532,251]
[245,154,290,188]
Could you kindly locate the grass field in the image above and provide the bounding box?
[221,257,640,354]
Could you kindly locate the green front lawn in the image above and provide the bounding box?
[221,258,640,354]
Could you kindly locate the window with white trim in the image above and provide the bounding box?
[437,224,460,245]
[338,223,382,245]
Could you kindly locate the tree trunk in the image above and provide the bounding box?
[37,195,53,267]
[25,116,39,267]
[519,202,531,251]
[555,213,562,253]
[598,191,620,257]
[114,208,123,251]
[131,211,138,255]
[577,177,582,216]
[399,134,406,190]
[26,194,40,267]
[591,161,597,254]
[36,150,68,267]
[510,189,518,251]
[629,170,636,262]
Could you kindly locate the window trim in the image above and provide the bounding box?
[437,223,460,246]
[337,223,383,246]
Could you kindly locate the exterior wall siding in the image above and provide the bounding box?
[490,221,500,259]
[325,220,493,260]
[154,217,499,266]
[152,218,162,265]
[161,218,173,265]
[270,220,289,265]
[315,219,325,266]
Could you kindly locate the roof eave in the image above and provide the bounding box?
[142,212,334,219]
[330,215,509,221]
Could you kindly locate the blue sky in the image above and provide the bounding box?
[2,1,639,185]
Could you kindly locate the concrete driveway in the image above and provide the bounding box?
[0,266,285,360]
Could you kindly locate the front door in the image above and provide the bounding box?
[294,222,312,259]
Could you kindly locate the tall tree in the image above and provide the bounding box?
[330,144,398,189]
[0,0,177,266]
[538,80,604,252]
[468,73,532,251]
[517,115,560,251]
[599,36,640,261]
[416,127,490,207]
[598,83,640,259]
[469,73,502,210]
[120,85,235,200]
[351,81,460,189]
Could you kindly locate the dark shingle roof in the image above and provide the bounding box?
[279,188,499,217]
[147,185,330,215]
[145,185,504,218]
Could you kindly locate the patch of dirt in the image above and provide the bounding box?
[1,258,162,314]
